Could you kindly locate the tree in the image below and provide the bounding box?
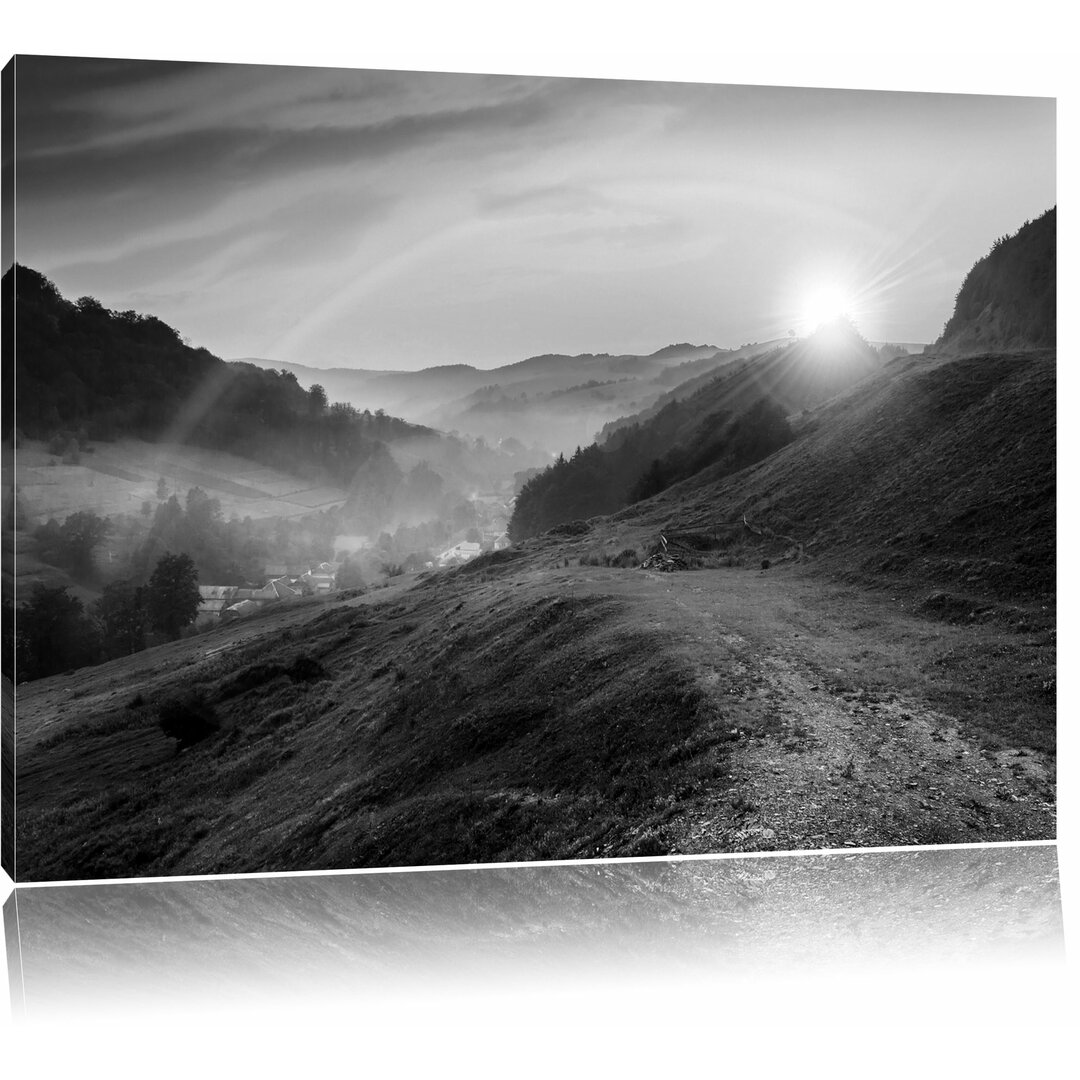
[2,598,16,683]
[630,458,667,503]
[451,501,478,531]
[403,461,443,508]
[58,510,111,578]
[145,553,202,640]
[402,550,433,572]
[308,383,328,414]
[185,486,222,527]
[16,583,101,681]
[96,580,148,657]
[156,477,169,501]
[336,555,365,591]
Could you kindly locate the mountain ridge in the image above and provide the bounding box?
[234,344,760,453]
[934,206,1055,354]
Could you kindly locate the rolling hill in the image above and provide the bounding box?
[620,347,1054,600]
[6,265,437,480]
[510,320,885,538]
[237,343,742,453]
[11,209,1056,881]
[3,266,553,576]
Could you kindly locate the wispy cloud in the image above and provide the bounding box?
[13,57,1055,368]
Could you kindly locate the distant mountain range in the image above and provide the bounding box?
[234,344,747,453]
[509,320,885,538]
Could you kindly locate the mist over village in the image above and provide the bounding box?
[1,57,1056,880]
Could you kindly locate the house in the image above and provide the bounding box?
[436,541,482,566]
[493,532,512,551]
[268,576,301,600]
[300,561,337,594]
[195,585,238,625]
[244,576,294,602]
[221,598,260,622]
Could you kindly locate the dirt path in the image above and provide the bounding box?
[547,563,1055,851]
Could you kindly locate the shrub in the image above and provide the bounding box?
[158,691,220,749]
[458,548,526,575]
[288,653,327,682]
[609,548,641,568]
[545,520,591,537]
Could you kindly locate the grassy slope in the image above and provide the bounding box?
[14,349,1055,881]
[17,560,743,878]
[624,350,1055,602]
[599,327,881,446]
[935,207,1055,354]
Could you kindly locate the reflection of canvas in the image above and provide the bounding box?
[1,56,1056,881]
[5,845,1064,1016]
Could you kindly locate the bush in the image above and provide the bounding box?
[579,547,640,568]
[610,547,641,568]
[288,653,327,682]
[458,548,526,575]
[545,520,591,537]
[158,691,219,749]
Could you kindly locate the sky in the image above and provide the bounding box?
[13,55,1056,371]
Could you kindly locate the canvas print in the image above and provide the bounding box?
[0,57,1055,881]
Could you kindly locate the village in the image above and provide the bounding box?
[194,519,514,629]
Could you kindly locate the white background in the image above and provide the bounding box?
[1,3,1077,1074]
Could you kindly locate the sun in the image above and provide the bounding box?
[800,284,854,332]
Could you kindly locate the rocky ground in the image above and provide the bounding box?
[551,563,1055,852]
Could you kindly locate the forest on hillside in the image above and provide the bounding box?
[509,397,793,540]
[6,265,435,490]
[507,318,903,541]
[937,207,1056,350]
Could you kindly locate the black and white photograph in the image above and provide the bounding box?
[0,5,1074,1075]
[1,48,1058,883]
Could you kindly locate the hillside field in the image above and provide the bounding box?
[7,440,349,528]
